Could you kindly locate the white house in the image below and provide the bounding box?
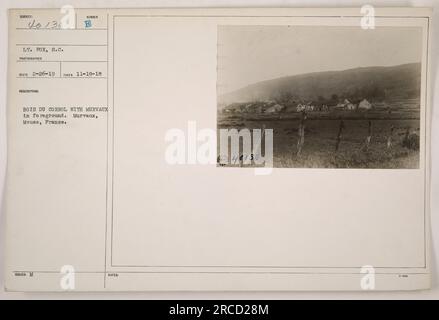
[265,104,285,113]
[358,99,372,110]
[334,99,357,110]
[296,103,314,112]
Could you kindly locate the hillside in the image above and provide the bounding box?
[219,63,421,107]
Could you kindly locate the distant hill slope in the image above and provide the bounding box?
[219,63,421,106]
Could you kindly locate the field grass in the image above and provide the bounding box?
[217,112,420,169]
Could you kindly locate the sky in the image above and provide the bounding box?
[218,26,423,95]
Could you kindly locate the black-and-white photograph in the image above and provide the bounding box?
[217,25,423,168]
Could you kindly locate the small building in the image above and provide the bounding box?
[265,104,285,113]
[296,102,314,112]
[358,99,373,110]
[335,99,349,109]
[334,99,357,110]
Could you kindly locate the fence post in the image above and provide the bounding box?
[297,111,306,156]
[335,119,345,152]
[387,125,394,149]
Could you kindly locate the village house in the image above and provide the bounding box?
[265,104,285,113]
[358,98,373,110]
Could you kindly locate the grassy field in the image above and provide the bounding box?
[217,112,420,169]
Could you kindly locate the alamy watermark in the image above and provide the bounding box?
[60,265,75,291]
[165,121,273,175]
[361,5,376,30]
[360,265,376,290]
